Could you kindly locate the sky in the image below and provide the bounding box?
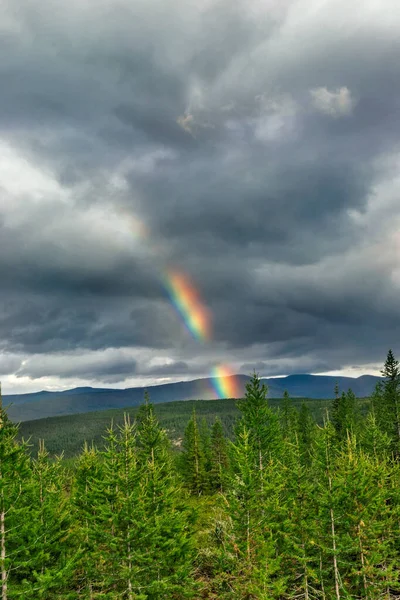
[1,0,400,395]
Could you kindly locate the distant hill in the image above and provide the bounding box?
[18,393,375,459]
[4,373,382,423]
[268,374,382,400]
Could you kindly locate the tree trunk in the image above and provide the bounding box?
[327,468,340,600]
[1,504,7,600]
[127,542,133,600]
[246,510,251,563]
[395,396,400,449]
[302,543,309,600]
[330,505,340,600]
[319,552,326,600]
[325,436,340,600]
[357,524,368,599]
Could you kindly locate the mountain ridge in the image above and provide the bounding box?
[4,373,382,423]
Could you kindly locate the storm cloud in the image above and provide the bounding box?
[1,0,400,393]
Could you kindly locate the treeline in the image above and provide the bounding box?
[18,396,371,460]
[1,350,400,598]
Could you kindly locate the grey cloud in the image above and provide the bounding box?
[142,361,190,377]
[0,354,22,376]
[0,0,400,392]
[239,359,335,377]
[17,352,137,382]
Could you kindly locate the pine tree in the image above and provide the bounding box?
[297,402,315,462]
[223,374,286,597]
[334,382,340,401]
[370,380,384,418]
[361,410,392,459]
[133,398,195,598]
[280,434,320,600]
[0,386,30,600]
[225,428,286,598]
[199,418,212,485]
[331,388,359,441]
[280,390,298,440]
[135,391,170,474]
[333,435,400,599]
[210,418,229,493]
[180,409,207,495]
[380,349,400,452]
[235,372,282,487]
[19,441,74,598]
[89,421,123,597]
[71,441,105,598]
[312,421,343,600]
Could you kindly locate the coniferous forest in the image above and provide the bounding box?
[1,351,400,599]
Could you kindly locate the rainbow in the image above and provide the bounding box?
[163,268,212,342]
[211,365,242,399]
[117,208,242,398]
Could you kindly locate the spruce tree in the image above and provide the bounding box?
[280,390,298,440]
[71,442,105,598]
[224,374,286,597]
[19,441,74,598]
[297,402,315,462]
[135,392,170,473]
[280,434,319,600]
[0,386,30,600]
[331,388,359,441]
[180,409,207,495]
[361,411,392,459]
[133,398,195,598]
[333,435,400,598]
[235,372,282,484]
[312,421,343,600]
[89,421,123,597]
[199,418,212,487]
[226,428,285,598]
[210,418,229,493]
[380,349,400,452]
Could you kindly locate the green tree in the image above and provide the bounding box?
[361,410,392,459]
[312,421,343,600]
[331,388,359,441]
[333,435,400,598]
[280,390,298,440]
[180,409,207,495]
[19,441,74,598]
[297,401,315,462]
[279,434,320,600]
[235,372,282,486]
[199,418,212,484]
[223,374,286,597]
[225,428,285,598]
[71,441,105,598]
[210,418,229,493]
[380,349,400,452]
[0,387,31,600]
[133,399,195,598]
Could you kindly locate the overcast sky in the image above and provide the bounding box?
[1,0,400,394]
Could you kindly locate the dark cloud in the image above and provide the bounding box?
[142,361,190,377]
[0,354,22,376]
[0,0,399,392]
[16,352,137,382]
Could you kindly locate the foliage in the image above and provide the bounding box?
[2,351,400,598]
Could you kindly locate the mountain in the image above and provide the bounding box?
[267,374,382,399]
[3,373,382,423]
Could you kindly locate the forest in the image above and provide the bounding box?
[1,350,400,599]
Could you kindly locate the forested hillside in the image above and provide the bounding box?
[17,396,359,458]
[5,373,381,423]
[1,351,400,598]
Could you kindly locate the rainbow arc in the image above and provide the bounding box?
[120,209,241,399]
